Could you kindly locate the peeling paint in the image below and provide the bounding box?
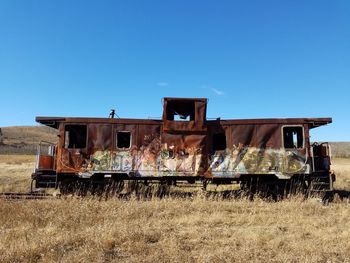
[209,147,307,177]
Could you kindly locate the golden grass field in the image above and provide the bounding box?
[0,155,350,262]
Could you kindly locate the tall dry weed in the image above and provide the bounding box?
[1,196,350,263]
[0,155,350,262]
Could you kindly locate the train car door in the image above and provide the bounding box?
[60,123,88,171]
[208,125,231,177]
[112,124,137,174]
[281,125,308,174]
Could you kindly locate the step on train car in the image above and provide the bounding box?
[32,97,335,197]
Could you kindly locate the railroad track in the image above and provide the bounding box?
[0,192,60,200]
[0,189,346,201]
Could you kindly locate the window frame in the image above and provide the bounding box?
[166,100,196,122]
[281,125,305,149]
[116,131,132,150]
[63,124,88,149]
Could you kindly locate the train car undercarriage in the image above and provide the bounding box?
[32,170,335,201]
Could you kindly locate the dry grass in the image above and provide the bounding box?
[1,197,350,263]
[332,158,350,191]
[0,155,35,192]
[1,155,350,262]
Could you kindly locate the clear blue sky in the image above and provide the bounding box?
[0,0,349,141]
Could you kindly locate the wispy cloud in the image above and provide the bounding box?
[157,82,169,87]
[211,88,224,96]
[201,85,224,96]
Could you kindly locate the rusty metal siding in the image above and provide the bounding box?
[254,124,282,149]
[161,133,207,176]
[137,124,161,147]
[231,125,256,148]
[54,121,316,176]
[88,124,112,151]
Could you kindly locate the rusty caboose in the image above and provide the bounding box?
[32,97,334,196]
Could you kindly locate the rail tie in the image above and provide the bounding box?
[0,192,59,200]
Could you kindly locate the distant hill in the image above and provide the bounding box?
[329,142,350,158]
[0,126,57,154]
[0,126,349,157]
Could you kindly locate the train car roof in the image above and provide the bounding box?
[35,117,163,129]
[214,117,332,129]
[36,116,332,129]
[163,97,207,101]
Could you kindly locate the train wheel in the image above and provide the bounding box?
[156,182,170,198]
[285,178,308,198]
[307,174,334,202]
[257,181,288,201]
[240,178,258,200]
[240,178,288,201]
[114,180,125,194]
[59,179,75,195]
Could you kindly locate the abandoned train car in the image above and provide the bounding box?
[32,97,335,195]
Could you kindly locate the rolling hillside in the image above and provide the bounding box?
[0,126,57,154]
[328,142,350,158]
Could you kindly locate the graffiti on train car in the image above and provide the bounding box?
[208,146,307,177]
[71,143,307,178]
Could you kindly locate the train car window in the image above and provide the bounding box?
[166,100,195,121]
[64,125,87,149]
[213,133,227,151]
[117,131,131,149]
[283,126,304,149]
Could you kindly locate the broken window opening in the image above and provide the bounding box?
[174,114,191,121]
[212,133,227,151]
[283,126,304,149]
[166,100,195,121]
[64,125,87,149]
[117,131,131,149]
